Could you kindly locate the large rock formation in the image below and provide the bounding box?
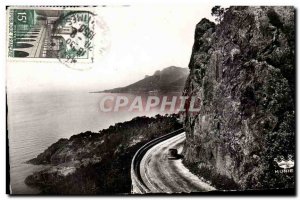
[25,115,182,194]
[182,6,295,190]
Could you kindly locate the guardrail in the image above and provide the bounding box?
[131,128,184,194]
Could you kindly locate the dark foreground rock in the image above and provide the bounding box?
[25,114,182,194]
[181,6,295,190]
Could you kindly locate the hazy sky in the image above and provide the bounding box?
[7,4,216,93]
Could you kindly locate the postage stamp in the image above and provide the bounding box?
[7,6,110,70]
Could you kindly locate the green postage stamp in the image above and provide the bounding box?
[7,6,110,69]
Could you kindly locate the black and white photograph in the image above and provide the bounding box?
[3,1,297,197]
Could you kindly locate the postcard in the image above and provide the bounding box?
[6,5,295,195]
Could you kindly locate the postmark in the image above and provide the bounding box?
[7,7,111,70]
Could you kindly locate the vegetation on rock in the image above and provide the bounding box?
[25,114,182,194]
[182,6,295,190]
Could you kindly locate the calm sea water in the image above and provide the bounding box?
[7,91,173,194]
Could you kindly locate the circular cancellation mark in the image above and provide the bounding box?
[50,10,110,70]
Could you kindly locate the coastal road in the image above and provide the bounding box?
[131,131,215,194]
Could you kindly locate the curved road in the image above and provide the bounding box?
[138,132,215,194]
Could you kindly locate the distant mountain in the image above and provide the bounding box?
[100,66,189,93]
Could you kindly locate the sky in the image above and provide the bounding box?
[7,4,216,93]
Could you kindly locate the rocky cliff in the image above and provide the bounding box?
[182,6,295,190]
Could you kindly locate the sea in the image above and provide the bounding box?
[7,90,177,194]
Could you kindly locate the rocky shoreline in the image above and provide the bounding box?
[25,114,182,194]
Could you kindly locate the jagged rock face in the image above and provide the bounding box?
[182,6,295,189]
